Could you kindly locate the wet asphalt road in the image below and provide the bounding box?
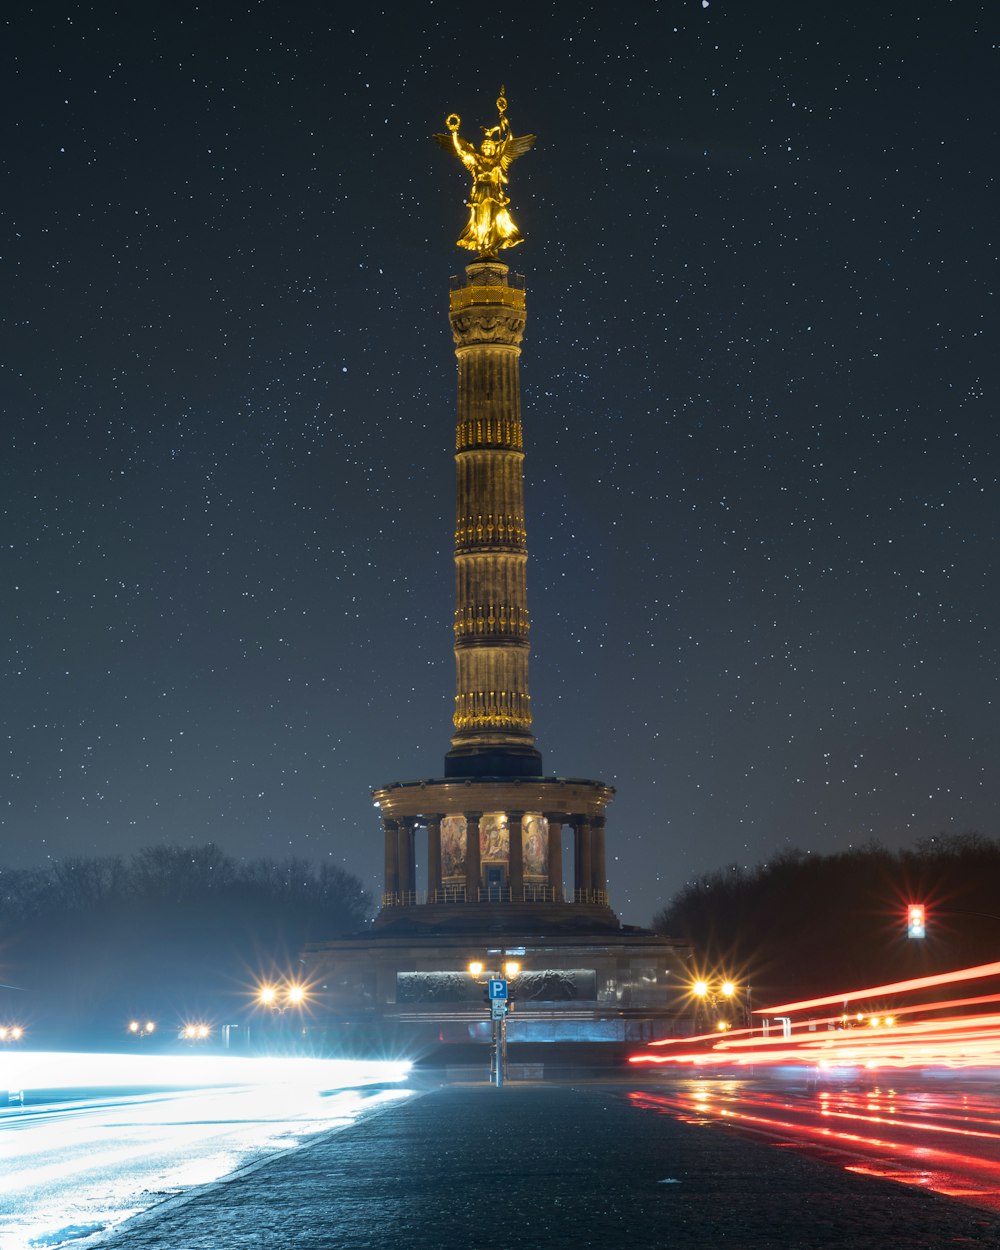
[91,1079,1000,1250]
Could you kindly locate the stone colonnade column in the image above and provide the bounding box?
[427,818,442,901]
[381,806,606,906]
[508,811,524,901]
[383,819,399,898]
[546,818,563,902]
[574,819,593,900]
[397,820,414,897]
[465,813,481,901]
[592,816,607,899]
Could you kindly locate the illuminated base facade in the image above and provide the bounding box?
[319,776,695,1058]
[301,927,692,1059]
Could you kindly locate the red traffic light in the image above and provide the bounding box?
[907,904,926,939]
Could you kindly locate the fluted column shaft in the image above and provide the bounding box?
[445,262,541,778]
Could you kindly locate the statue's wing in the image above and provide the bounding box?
[498,131,536,172]
[432,132,454,151]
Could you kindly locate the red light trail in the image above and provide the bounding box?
[626,961,1000,1213]
[631,961,1000,1076]
[755,960,1000,1017]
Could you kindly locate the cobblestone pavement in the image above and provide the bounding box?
[92,1080,1000,1249]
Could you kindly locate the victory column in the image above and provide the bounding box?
[303,92,688,1062]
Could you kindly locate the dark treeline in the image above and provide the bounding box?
[0,845,371,1042]
[653,834,1000,999]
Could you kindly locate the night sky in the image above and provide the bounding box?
[4,3,997,927]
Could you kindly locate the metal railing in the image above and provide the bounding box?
[478,885,512,903]
[379,884,607,908]
[574,888,609,906]
[433,884,468,904]
[380,890,422,908]
[522,883,558,903]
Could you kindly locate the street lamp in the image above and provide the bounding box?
[691,976,745,1032]
[253,978,312,1052]
[179,1023,212,1042]
[255,981,310,1012]
[468,954,521,1087]
[128,1019,156,1040]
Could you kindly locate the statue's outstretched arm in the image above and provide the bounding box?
[433,119,478,172]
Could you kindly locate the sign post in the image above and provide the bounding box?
[488,979,509,1086]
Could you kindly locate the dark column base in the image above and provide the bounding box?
[444,744,543,779]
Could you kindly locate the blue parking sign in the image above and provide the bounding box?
[488,978,508,1000]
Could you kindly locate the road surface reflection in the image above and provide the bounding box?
[629,1080,1000,1214]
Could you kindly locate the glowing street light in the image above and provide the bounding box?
[179,1023,211,1042]
[256,981,310,1012]
[253,978,313,1056]
[128,1019,156,1039]
[690,976,745,1031]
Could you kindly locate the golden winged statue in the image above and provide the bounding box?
[434,88,536,257]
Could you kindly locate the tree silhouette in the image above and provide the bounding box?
[652,834,1000,998]
[0,845,371,1044]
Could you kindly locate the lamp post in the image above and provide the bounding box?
[469,955,520,1087]
[179,1023,212,1043]
[254,980,310,1052]
[691,977,746,1033]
